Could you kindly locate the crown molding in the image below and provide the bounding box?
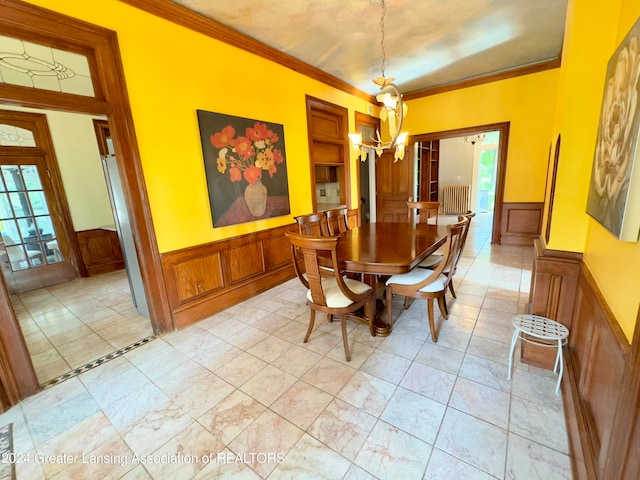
[119,0,377,103]
[403,57,562,101]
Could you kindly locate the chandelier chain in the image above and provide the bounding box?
[380,0,386,79]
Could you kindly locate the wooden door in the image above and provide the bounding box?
[376,147,415,222]
[0,111,79,293]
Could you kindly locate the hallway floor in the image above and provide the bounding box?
[13,269,154,386]
[0,213,572,479]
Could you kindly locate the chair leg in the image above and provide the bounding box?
[304,310,316,343]
[437,295,449,320]
[427,299,438,342]
[448,281,457,298]
[341,314,351,362]
[403,296,411,310]
[441,292,449,316]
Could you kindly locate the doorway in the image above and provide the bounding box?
[0,108,154,387]
[0,0,171,407]
[474,136,499,215]
[409,122,510,244]
[354,112,380,223]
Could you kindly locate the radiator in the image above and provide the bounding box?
[441,185,471,214]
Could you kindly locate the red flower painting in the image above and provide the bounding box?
[198,110,290,227]
[212,121,285,184]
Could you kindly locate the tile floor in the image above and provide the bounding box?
[0,214,572,479]
[13,270,154,386]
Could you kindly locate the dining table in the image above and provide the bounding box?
[333,222,448,336]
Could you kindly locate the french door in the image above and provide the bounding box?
[0,111,78,293]
[0,152,76,292]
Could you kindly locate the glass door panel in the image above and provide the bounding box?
[0,163,61,272]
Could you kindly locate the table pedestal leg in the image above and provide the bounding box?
[362,273,391,337]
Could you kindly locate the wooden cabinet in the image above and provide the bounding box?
[418,140,439,202]
[306,96,350,210]
[76,228,125,276]
[315,166,338,183]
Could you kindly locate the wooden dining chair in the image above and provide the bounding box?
[407,200,440,225]
[294,212,329,236]
[325,207,350,236]
[446,210,476,298]
[385,217,468,342]
[407,200,441,269]
[285,231,376,361]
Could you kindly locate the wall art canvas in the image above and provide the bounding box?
[586,17,640,241]
[197,110,290,227]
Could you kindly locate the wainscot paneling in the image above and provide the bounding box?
[561,263,633,480]
[529,240,639,480]
[76,228,125,276]
[525,237,582,369]
[500,202,543,246]
[161,223,297,329]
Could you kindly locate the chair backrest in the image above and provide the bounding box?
[457,210,476,255]
[389,217,468,294]
[294,212,329,236]
[450,210,476,275]
[285,231,369,307]
[407,200,440,225]
[436,218,467,280]
[325,207,350,236]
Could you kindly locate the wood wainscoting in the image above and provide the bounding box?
[529,237,640,479]
[500,202,543,246]
[76,228,125,276]
[563,263,636,480]
[160,223,297,329]
[526,238,582,368]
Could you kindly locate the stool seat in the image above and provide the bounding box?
[508,314,569,395]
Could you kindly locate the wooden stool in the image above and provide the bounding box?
[508,314,569,394]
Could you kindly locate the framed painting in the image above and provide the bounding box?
[197,110,290,227]
[586,17,640,241]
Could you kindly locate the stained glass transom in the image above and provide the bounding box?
[0,35,95,97]
[0,123,36,147]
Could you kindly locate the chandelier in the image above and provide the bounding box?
[349,0,408,162]
[461,134,485,145]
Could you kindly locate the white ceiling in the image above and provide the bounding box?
[171,0,568,96]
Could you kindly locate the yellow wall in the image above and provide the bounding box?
[581,0,640,341]
[547,0,623,253]
[405,70,560,202]
[546,0,640,340]
[24,0,373,252]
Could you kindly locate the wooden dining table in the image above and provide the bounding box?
[333,222,449,336]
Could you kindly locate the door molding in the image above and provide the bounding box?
[409,122,510,244]
[0,0,172,405]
